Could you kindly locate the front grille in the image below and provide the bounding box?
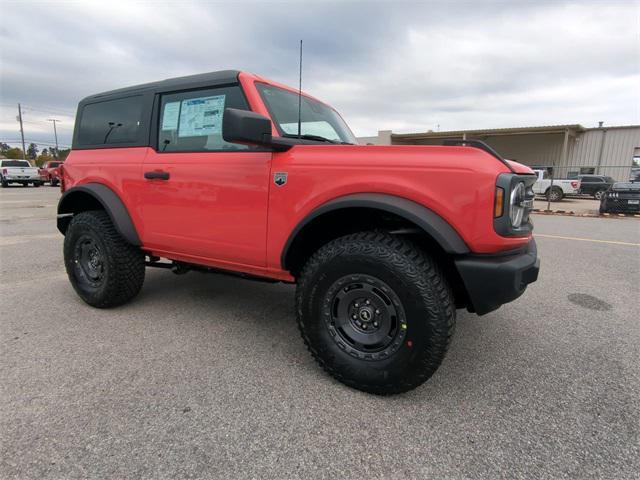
[605,196,640,212]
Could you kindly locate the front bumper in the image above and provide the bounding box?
[5,175,41,181]
[601,198,640,213]
[455,238,539,315]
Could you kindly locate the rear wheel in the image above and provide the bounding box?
[546,186,563,202]
[64,210,145,308]
[1,177,7,188]
[296,232,455,395]
[594,190,605,200]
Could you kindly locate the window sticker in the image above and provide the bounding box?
[161,102,180,130]
[178,95,226,137]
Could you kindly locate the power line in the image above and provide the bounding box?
[0,103,75,117]
[1,139,71,148]
[21,105,76,116]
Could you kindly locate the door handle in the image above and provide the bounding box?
[144,171,170,180]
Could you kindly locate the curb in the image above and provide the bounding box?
[531,209,640,219]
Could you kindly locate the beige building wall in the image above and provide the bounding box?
[360,125,640,181]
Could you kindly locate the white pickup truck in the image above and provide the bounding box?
[532,169,580,202]
[0,159,43,187]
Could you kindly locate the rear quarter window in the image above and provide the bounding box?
[76,95,145,147]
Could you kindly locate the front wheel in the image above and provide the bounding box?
[64,210,145,308]
[296,232,456,395]
[594,190,606,200]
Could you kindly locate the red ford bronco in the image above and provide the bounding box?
[58,70,539,394]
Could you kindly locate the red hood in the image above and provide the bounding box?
[506,159,534,174]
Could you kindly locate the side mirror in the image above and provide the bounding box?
[222,108,274,147]
[222,108,292,151]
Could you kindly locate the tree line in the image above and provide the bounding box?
[0,142,70,166]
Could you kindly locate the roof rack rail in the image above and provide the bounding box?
[442,139,515,172]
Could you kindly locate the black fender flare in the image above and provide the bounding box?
[281,193,469,269]
[57,183,141,246]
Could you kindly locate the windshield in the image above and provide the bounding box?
[49,162,62,167]
[1,160,31,167]
[256,83,357,144]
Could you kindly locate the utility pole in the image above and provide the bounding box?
[17,103,26,160]
[47,119,60,158]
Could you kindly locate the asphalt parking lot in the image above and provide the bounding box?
[1,186,639,479]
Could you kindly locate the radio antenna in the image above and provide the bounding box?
[297,39,302,139]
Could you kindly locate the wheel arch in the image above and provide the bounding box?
[57,183,141,246]
[281,193,469,274]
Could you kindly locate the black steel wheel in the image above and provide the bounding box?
[296,232,456,395]
[325,274,407,361]
[64,210,145,308]
[72,235,106,290]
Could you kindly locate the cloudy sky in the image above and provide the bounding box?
[1,0,638,149]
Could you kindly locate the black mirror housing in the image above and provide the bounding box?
[223,108,295,151]
[223,108,273,147]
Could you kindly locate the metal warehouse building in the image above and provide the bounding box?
[359,124,640,181]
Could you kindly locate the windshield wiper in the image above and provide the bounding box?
[282,133,351,144]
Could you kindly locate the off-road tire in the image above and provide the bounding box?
[296,232,456,395]
[64,210,145,308]
[546,186,563,202]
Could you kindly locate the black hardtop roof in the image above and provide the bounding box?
[80,70,241,104]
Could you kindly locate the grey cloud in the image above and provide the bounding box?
[1,0,638,147]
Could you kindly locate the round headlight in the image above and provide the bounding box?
[510,182,526,228]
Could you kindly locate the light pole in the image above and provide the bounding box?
[47,119,60,158]
[17,103,26,160]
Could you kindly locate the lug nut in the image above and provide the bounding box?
[375,309,380,315]
[354,303,359,308]
[352,314,358,320]
[373,322,378,328]
[365,299,370,305]
[362,324,367,329]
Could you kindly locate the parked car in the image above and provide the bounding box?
[599,182,640,214]
[56,70,539,395]
[532,169,580,201]
[39,160,64,186]
[0,159,43,187]
[577,175,615,199]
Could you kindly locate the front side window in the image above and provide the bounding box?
[158,86,250,152]
[256,83,357,144]
[78,96,144,146]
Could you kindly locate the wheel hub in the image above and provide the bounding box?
[324,274,407,361]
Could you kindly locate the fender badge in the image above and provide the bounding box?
[274,172,288,187]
